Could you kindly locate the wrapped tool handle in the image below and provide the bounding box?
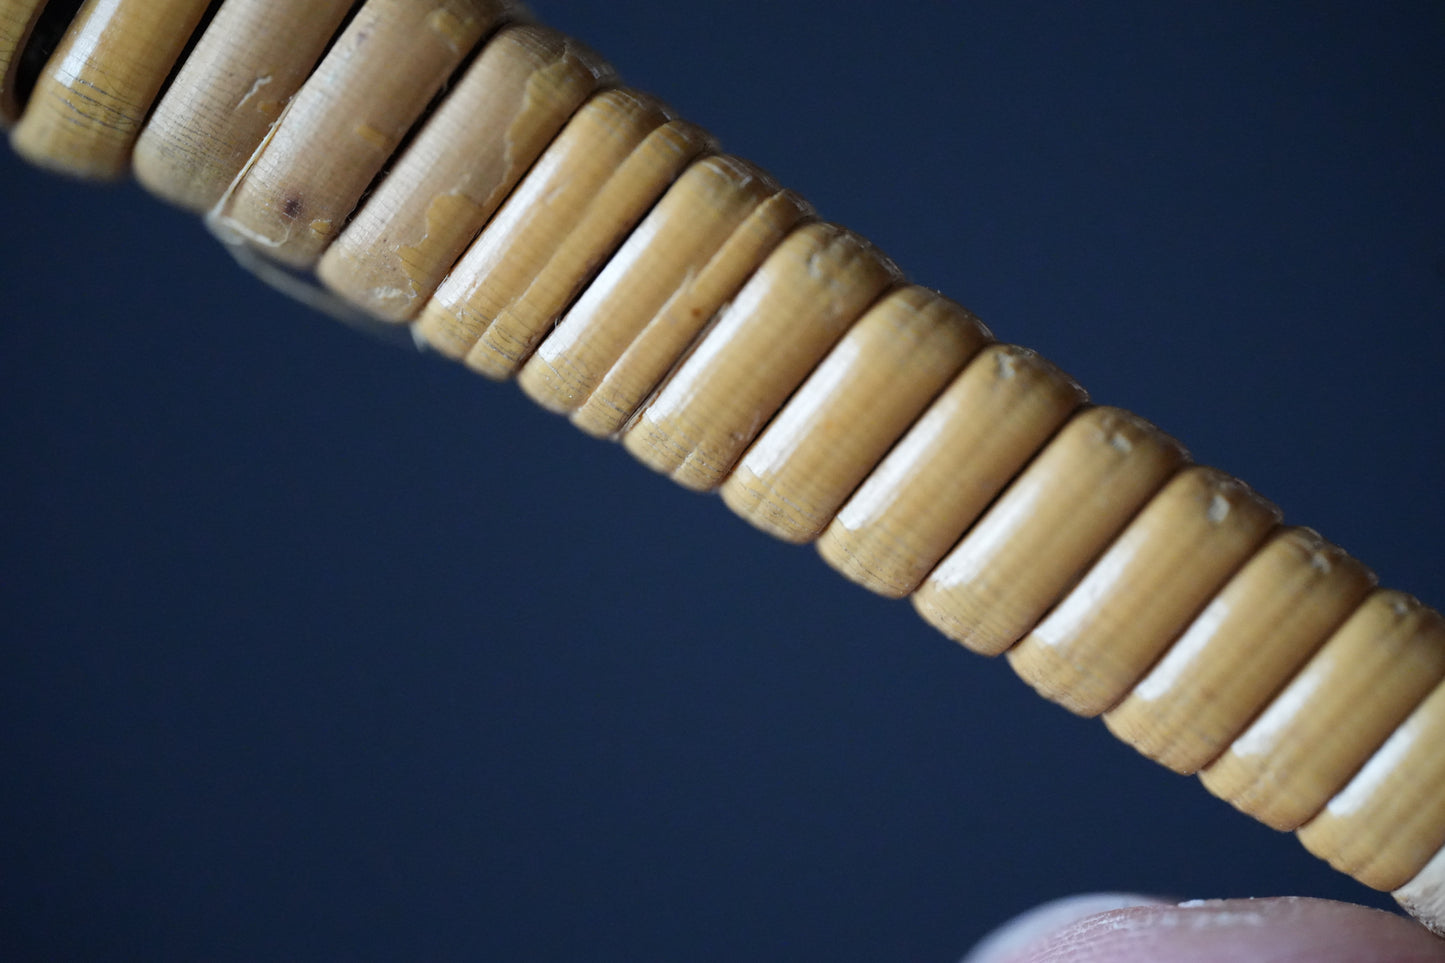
[4,0,1441,934]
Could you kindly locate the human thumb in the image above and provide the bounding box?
[963,895,1445,963]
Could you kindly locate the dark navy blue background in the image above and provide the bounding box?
[2,2,1442,959]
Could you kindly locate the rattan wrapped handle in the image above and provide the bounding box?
[5,0,1442,938]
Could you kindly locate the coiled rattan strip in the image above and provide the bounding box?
[6,0,1442,936]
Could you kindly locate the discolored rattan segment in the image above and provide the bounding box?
[9,0,213,180]
[1297,679,1445,891]
[912,406,1189,656]
[209,0,514,268]
[1104,527,1377,775]
[817,344,1086,598]
[318,24,614,321]
[132,0,354,212]
[0,0,48,125]
[518,154,812,435]
[1008,466,1281,717]
[413,89,711,375]
[1200,590,1445,831]
[720,286,990,543]
[623,221,901,491]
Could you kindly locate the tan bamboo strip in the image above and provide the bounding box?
[1103,528,1376,774]
[719,286,990,543]
[1297,679,1445,891]
[132,0,354,212]
[912,406,1188,656]
[1008,467,1281,717]
[1198,590,1445,830]
[0,0,49,126]
[622,221,900,491]
[1398,846,1445,938]
[208,0,512,268]
[318,24,613,321]
[517,154,811,436]
[9,0,212,179]
[816,344,1085,598]
[413,89,709,374]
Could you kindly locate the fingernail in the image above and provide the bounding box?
[963,893,1171,963]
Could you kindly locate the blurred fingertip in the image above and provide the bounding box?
[964,896,1445,963]
[962,893,1170,963]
